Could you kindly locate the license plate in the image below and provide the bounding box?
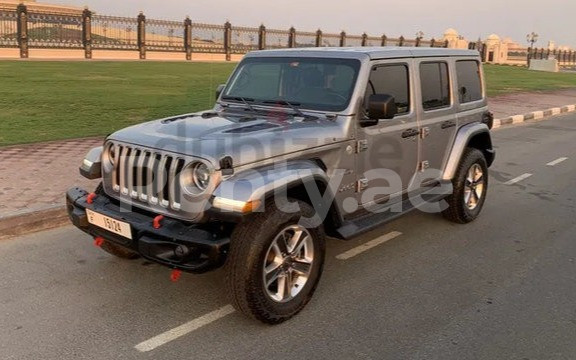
[86,209,133,240]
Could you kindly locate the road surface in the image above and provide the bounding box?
[1,114,575,360]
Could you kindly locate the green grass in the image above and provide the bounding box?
[2,61,576,146]
[484,64,576,96]
[0,61,236,146]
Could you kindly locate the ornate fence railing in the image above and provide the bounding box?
[266,28,291,49]
[230,25,259,54]
[1,4,449,59]
[146,19,185,52]
[0,10,18,48]
[91,15,139,50]
[190,22,225,53]
[27,12,83,48]
[321,32,341,47]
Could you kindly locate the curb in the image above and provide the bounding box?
[0,205,69,240]
[493,104,576,129]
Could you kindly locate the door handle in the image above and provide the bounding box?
[441,120,456,129]
[401,128,419,138]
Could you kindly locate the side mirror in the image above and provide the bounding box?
[215,84,226,100]
[361,94,397,127]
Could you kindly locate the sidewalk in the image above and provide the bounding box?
[1,89,575,236]
[0,138,102,217]
[489,88,576,119]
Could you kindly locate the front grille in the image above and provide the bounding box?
[109,143,186,211]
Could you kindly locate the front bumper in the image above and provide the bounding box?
[66,187,230,273]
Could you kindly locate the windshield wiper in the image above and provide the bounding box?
[221,96,257,113]
[262,100,306,118]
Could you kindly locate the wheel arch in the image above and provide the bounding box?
[443,123,495,181]
[211,160,343,232]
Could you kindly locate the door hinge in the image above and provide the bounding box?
[356,139,368,153]
[420,127,430,139]
[357,178,369,192]
[419,160,430,172]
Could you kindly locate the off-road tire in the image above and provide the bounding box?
[225,198,326,324]
[442,148,488,223]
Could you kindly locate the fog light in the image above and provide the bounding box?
[174,245,190,260]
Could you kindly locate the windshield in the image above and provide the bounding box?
[223,57,361,112]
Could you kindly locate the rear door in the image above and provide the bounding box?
[414,58,458,180]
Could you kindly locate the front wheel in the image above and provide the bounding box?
[442,148,489,223]
[225,198,326,324]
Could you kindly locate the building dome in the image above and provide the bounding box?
[444,28,459,37]
[487,34,501,41]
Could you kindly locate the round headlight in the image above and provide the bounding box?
[193,162,211,190]
[104,143,116,166]
[181,161,212,195]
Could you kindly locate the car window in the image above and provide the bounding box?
[456,60,483,103]
[366,64,410,115]
[420,62,451,111]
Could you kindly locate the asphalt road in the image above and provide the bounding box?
[1,114,576,360]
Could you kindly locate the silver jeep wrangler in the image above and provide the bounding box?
[67,47,495,324]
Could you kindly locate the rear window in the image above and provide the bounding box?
[456,60,483,103]
[420,62,451,111]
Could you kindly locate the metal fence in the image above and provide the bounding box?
[0,10,18,47]
[147,18,185,52]
[230,25,259,54]
[528,47,576,66]
[91,15,139,50]
[2,4,449,60]
[27,12,83,48]
[266,28,291,49]
[191,22,225,53]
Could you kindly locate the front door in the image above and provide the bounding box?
[356,61,420,208]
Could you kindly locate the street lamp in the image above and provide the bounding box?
[526,32,539,66]
[526,32,539,49]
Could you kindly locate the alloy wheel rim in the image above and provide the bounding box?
[464,163,485,210]
[262,225,314,303]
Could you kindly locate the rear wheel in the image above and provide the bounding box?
[225,198,326,324]
[442,148,488,223]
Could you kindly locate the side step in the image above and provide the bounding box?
[335,190,449,240]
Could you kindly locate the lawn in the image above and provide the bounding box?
[484,64,576,96]
[0,61,236,146]
[1,61,576,146]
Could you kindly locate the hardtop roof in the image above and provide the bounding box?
[245,47,479,60]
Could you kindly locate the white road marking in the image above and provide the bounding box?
[336,231,402,260]
[504,173,533,185]
[134,305,235,352]
[547,157,568,166]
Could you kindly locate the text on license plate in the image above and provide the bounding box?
[86,209,133,240]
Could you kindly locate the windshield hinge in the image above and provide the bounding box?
[356,140,368,153]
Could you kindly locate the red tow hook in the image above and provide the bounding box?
[153,215,164,229]
[170,269,182,282]
[94,236,105,247]
[86,192,97,204]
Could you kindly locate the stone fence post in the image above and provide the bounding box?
[137,12,146,59]
[16,3,28,58]
[184,17,192,60]
[82,8,92,59]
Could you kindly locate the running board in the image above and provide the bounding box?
[335,191,449,240]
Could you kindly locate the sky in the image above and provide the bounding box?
[39,0,576,48]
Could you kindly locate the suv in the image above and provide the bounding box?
[67,47,495,324]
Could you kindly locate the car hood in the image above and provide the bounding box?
[108,111,350,168]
